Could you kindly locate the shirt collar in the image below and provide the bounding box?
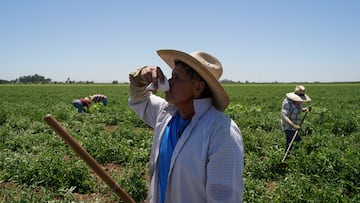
[192,98,213,119]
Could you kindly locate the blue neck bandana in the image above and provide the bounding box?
[158,113,190,203]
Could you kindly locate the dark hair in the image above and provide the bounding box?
[174,60,212,98]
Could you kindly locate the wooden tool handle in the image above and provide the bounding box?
[44,114,135,203]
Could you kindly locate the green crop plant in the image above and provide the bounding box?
[0,83,359,202]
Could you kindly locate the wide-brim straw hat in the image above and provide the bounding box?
[157,49,230,112]
[286,85,312,102]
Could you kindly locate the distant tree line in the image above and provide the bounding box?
[0,74,52,84]
[19,74,52,83]
[1,74,132,84]
[221,79,241,84]
[0,74,95,84]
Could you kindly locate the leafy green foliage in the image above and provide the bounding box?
[224,83,360,202]
[1,83,359,202]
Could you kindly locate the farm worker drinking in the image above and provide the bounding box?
[128,49,244,203]
[72,94,108,113]
[281,85,312,151]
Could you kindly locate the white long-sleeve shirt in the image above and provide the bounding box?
[128,69,244,203]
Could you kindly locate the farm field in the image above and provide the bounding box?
[0,83,359,202]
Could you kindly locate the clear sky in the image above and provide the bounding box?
[1,0,359,83]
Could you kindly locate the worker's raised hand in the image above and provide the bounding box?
[141,66,168,92]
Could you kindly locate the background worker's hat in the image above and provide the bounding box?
[286,85,312,102]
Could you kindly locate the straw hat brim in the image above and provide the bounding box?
[286,92,312,102]
[157,49,230,111]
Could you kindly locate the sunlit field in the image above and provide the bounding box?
[1,83,359,202]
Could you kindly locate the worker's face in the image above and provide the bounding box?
[165,64,202,107]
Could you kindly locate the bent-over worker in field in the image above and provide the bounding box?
[72,94,108,113]
[281,85,312,152]
[128,49,244,203]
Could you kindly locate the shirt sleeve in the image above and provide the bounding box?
[281,99,290,117]
[206,118,244,202]
[128,67,150,104]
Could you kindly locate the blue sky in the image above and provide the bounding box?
[1,0,359,83]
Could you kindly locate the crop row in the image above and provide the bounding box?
[0,83,359,202]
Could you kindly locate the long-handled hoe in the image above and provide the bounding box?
[280,108,310,168]
[44,114,136,203]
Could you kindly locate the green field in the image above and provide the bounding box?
[1,83,359,202]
